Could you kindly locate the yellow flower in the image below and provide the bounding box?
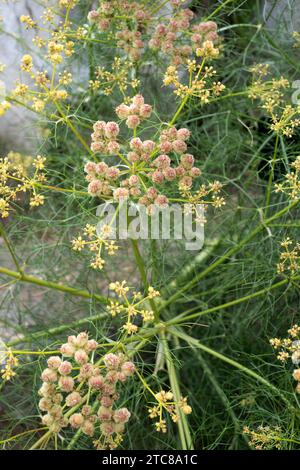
[21,54,33,72]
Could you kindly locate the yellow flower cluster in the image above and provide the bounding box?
[108,282,160,334]
[20,15,36,29]
[248,64,300,137]
[5,151,34,174]
[148,390,192,433]
[164,62,225,101]
[180,180,225,219]
[71,223,118,270]
[1,348,19,381]
[4,5,83,117]
[58,0,78,8]
[243,425,283,450]
[0,100,11,117]
[276,238,300,275]
[90,58,140,97]
[0,155,47,217]
[270,325,300,392]
[275,156,300,200]
[292,31,300,48]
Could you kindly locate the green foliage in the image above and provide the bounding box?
[0,0,300,450]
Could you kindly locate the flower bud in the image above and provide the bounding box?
[154,195,169,207]
[121,361,136,376]
[93,120,106,134]
[293,369,300,381]
[152,170,164,184]
[74,349,89,365]
[58,375,74,392]
[65,392,82,407]
[159,141,173,154]
[101,396,114,407]
[87,10,100,24]
[84,162,97,174]
[139,104,152,118]
[39,398,52,411]
[147,187,158,200]
[86,339,98,352]
[190,167,201,178]
[42,413,54,427]
[105,121,120,139]
[181,154,194,169]
[116,104,130,119]
[177,128,190,141]
[82,420,95,436]
[179,176,193,189]
[163,167,177,181]
[74,332,89,348]
[47,356,62,370]
[172,140,187,154]
[130,137,143,150]
[153,155,171,169]
[104,353,120,369]
[88,180,102,196]
[98,406,113,421]
[132,94,144,107]
[129,175,139,187]
[107,141,120,155]
[142,140,155,153]
[69,413,84,428]
[41,368,58,383]
[91,141,105,153]
[113,187,129,200]
[113,407,131,424]
[82,405,92,416]
[58,361,72,375]
[100,421,114,435]
[126,115,140,129]
[60,343,75,357]
[89,375,105,390]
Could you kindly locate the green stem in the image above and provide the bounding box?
[131,239,159,321]
[0,266,108,305]
[0,223,23,274]
[265,133,279,216]
[161,332,194,450]
[185,332,245,447]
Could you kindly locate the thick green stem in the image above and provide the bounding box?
[161,332,194,450]
[0,266,109,305]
